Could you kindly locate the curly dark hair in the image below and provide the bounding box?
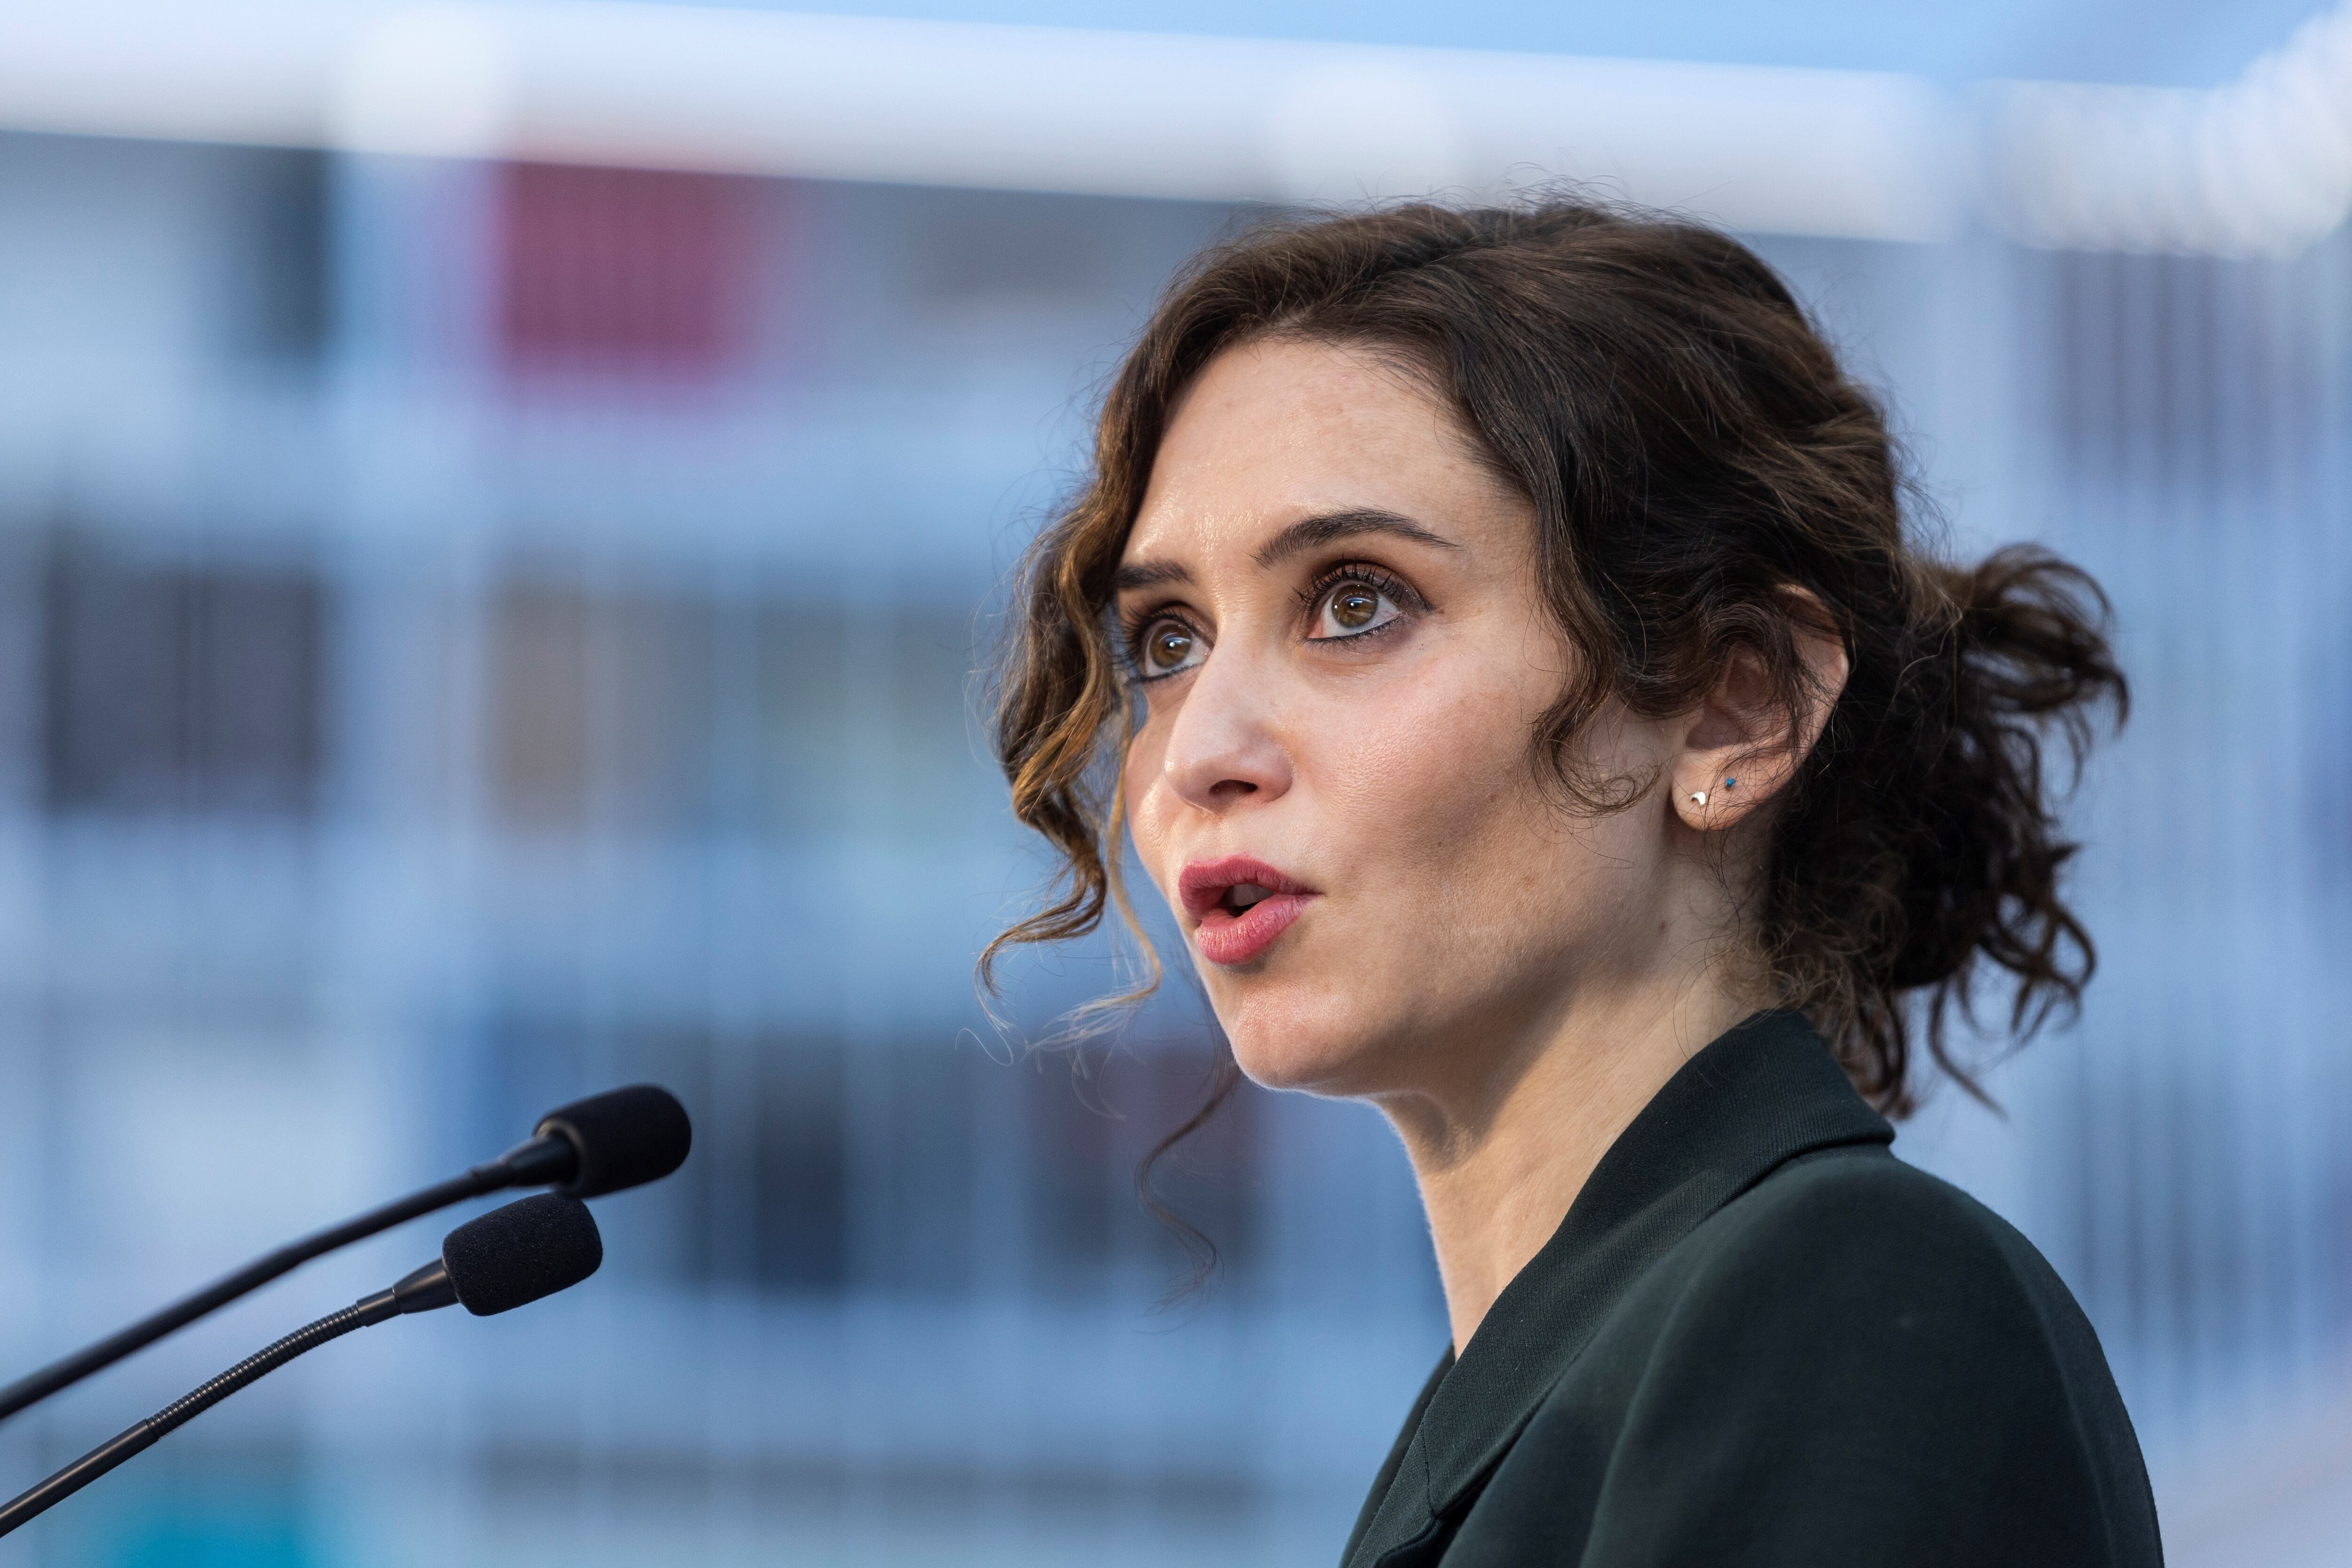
[987,199,2126,1125]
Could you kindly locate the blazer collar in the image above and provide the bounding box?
[1344,1010,1894,1567]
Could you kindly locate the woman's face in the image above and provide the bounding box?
[1116,339,1690,1105]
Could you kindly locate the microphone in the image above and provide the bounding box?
[0,1086,686,1424]
[527,1084,694,1200]
[0,1194,603,1536]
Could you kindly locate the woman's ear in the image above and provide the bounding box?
[1671,592,1851,833]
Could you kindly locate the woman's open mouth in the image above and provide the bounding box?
[1177,856,1317,967]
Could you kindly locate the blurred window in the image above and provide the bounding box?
[1025,1048,1262,1289]
[484,581,718,832]
[741,1036,852,1290]
[763,596,994,842]
[479,1019,1000,1296]
[42,542,329,815]
[497,162,762,380]
[227,148,331,360]
[1026,1057,1122,1278]
[861,1038,989,1295]
[751,597,848,836]
[477,1013,1273,1300]
[484,580,989,841]
[2052,252,2292,489]
[914,203,1109,310]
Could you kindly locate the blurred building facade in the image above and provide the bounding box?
[0,118,2344,1568]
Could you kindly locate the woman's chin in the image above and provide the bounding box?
[1219,992,1402,1096]
[1194,927,1429,1094]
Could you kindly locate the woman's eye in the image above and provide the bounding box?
[1311,581,1400,639]
[1139,619,1205,677]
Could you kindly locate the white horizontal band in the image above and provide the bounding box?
[2,0,2345,255]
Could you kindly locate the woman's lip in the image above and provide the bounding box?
[1175,854,1318,966]
[1193,892,1311,967]
[1176,854,1315,919]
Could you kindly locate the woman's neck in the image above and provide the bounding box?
[1381,979,1756,1354]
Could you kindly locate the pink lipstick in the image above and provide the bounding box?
[1177,855,1317,967]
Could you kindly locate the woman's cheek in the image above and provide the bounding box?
[1316,673,1521,843]
[1121,736,1181,900]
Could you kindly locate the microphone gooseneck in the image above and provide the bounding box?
[0,1299,395,1535]
[0,1168,495,1427]
[0,1085,687,1425]
[0,1196,605,1536]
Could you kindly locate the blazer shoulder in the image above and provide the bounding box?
[1706,1144,2066,1311]
[1563,1146,2163,1565]
[1661,1143,2153,1520]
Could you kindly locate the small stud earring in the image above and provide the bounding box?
[1724,777,1738,790]
[1690,790,1708,807]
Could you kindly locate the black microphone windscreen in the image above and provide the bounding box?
[534,1085,692,1199]
[441,1194,603,1316]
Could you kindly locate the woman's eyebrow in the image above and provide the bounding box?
[1111,509,1455,593]
[1252,508,1460,568]
[1110,558,1192,593]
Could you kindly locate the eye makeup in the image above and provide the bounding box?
[1298,560,1426,644]
[1115,600,1209,682]
[1113,556,1434,683]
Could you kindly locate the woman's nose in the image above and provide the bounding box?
[1159,645,1294,812]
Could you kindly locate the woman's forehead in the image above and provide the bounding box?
[1158,341,1443,473]
[1123,341,1503,568]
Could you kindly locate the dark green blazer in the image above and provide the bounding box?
[1343,1011,2162,1568]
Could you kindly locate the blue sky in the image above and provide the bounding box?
[682,0,2334,87]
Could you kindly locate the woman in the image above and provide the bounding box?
[990,202,2157,1566]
